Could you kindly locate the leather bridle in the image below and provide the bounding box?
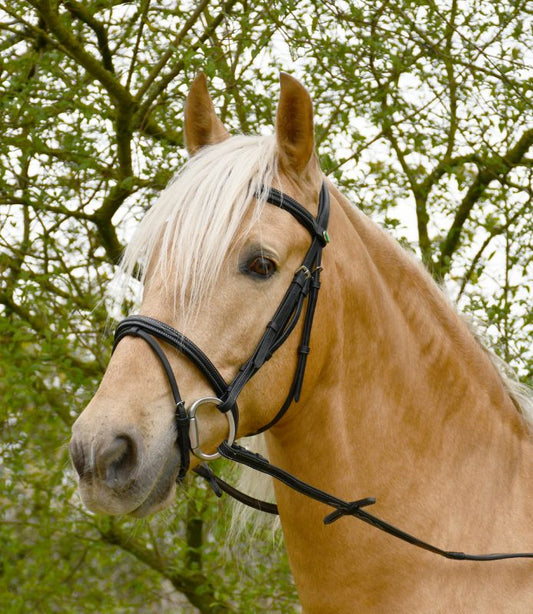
[112,181,533,562]
[114,182,330,479]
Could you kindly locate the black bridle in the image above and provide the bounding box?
[113,181,533,563]
[114,182,330,478]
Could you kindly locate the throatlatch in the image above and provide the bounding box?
[113,181,533,563]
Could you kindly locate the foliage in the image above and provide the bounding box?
[0,0,531,611]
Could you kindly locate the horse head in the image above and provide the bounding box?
[70,74,332,517]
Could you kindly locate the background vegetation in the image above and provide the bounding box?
[1,0,531,611]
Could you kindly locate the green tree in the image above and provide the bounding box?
[1,1,531,611]
[286,0,532,374]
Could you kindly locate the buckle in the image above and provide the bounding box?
[295,265,312,280]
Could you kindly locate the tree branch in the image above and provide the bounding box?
[436,127,533,277]
[203,9,250,133]
[442,0,458,161]
[125,0,150,90]
[133,0,240,132]
[99,520,237,614]
[32,0,132,105]
[135,0,210,101]
[0,293,102,376]
[63,0,115,73]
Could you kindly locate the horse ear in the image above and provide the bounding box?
[184,73,230,155]
[276,73,315,176]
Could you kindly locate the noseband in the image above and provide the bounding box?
[113,182,330,479]
[112,181,533,563]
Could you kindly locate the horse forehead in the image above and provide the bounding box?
[241,199,312,246]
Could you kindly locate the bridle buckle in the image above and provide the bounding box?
[295,265,312,280]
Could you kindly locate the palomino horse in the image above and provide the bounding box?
[70,74,533,612]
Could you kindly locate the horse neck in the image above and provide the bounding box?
[266,183,531,558]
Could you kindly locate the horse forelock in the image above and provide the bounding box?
[118,134,279,317]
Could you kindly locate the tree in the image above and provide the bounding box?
[1,1,531,611]
[285,0,532,373]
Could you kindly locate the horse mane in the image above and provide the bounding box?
[226,434,280,540]
[118,135,279,320]
[465,318,533,427]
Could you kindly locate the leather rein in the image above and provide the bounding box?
[113,182,533,562]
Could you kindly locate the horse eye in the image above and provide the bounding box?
[246,256,277,278]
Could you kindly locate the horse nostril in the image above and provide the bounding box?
[69,439,87,478]
[96,435,138,489]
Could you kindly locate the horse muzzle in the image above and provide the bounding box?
[70,417,180,516]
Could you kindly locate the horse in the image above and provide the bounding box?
[70,73,533,612]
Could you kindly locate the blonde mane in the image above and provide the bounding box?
[466,319,533,428]
[119,135,279,317]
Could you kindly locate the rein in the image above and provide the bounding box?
[113,182,533,563]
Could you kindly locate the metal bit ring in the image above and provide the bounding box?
[188,396,236,461]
